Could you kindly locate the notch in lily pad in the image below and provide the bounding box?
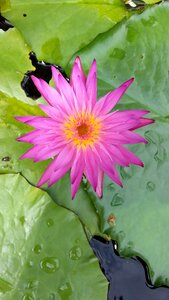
[21,51,69,100]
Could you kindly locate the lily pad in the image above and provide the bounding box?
[71,3,169,117]
[3,0,129,66]
[0,173,107,299]
[0,28,34,103]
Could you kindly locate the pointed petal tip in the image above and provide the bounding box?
[15,116,22,122]
[119,181,123,188]
[30,75,40,86]
[16,137,22,141]
[97,193,103,199]
[19,155,25,160]
[75,56,81,62]
[125,77,134,86]
[51,65,60,76]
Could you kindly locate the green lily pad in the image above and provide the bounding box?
[71,3,169,117]
[3,0,129,67]
[0,28,34,104]
[0,173,107,299]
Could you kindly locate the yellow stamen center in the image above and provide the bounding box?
[63,112,101,149]
[77,123,89,136]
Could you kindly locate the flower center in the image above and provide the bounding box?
[77,123,89,137]
[63,112,101,149]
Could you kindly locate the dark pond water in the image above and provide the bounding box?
[90,236,169,300]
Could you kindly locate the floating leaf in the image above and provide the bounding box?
[0,173,107,299]
[3,0,129,66]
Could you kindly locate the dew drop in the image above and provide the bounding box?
[111,193,124,207]
[154,146,166,163]
[120,166,132,179]
[46,218,54,227]
[27,280,39,289]
[69,246,82,260]
[22,294,35,300]
[27,260,33,268]
[19,216,25,225]
[49,293,56,300]
[40,257,59,273]
[146,181,156,192]
[111,48,126,60]
[58,282,73,300]
[32,244,42,254]
[144,130,159,144]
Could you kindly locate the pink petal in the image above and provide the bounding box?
[93,78,134,116]
[70,149,85,199]
[37,157,58,187]
[37,144,75,187]
[86,59,97,111]
[115,145,144,167]
[38,104,67,121]
[70,149,84,184]
[130,118,155,130]
[48,165,71,187]
[96,169,104,198]
[70,150,85,200]
[16,116,59,129]
[70,56,86,87]
[84,149,98,191]
[101,110,150,123]
[31,76,62,107]
[93,145,122,187]
[19,145,44,160]
[100,131,147,145]
[17,129,41,143]
[76,75,88,111]
[51,66,74,114]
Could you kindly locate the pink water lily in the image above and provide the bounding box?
[16,57,154,199]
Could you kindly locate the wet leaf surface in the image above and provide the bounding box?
[3,0,129,66]
[0,174,107,300]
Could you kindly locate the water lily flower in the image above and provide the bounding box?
[16,57,154,199]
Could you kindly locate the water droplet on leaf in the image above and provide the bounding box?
[111,193,124,206]
[40,257,59,273]
[19,216,25,225]
[22,294,35,300]
[58,282,73,300]
[46,218,54,227]
[69,246,82,260]
[32,244,42,254]
[146,181,156,192]
[111,48,126,60]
